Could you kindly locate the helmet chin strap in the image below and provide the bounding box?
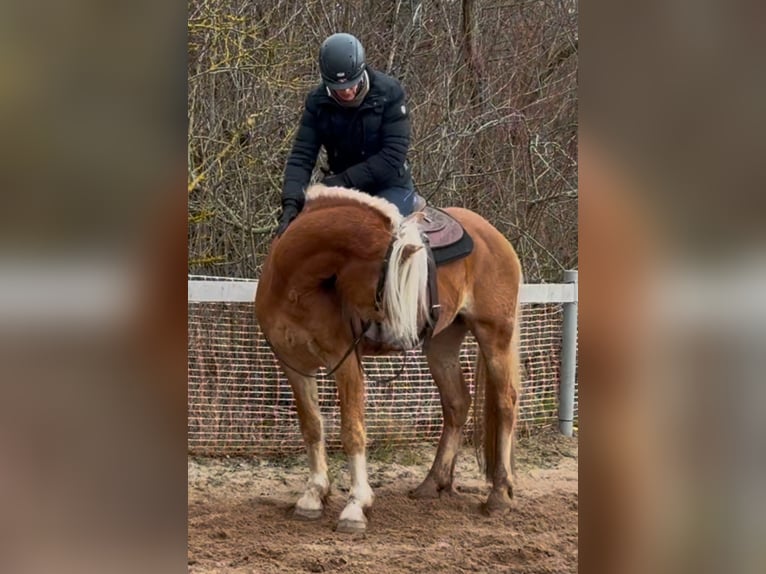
[326,70,369,108]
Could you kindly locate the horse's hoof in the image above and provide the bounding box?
[481,489,513,516]
[441,486,460,498]
[294,507,323,520]
[335,519,367,534]
[409,479,440,499]
[481,501,512,516]
[410,478,456,499]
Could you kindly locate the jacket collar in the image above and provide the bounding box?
[317,68,381,109]
[326,70,370,108]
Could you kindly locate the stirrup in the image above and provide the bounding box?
[412,193,427,212]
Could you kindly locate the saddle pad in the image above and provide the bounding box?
[431,230,474,266]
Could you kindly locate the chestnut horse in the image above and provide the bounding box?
[255,184,522,533]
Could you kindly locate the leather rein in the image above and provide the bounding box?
[264,237,411,384]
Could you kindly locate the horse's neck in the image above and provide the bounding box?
[275,211,391,314]
[274,201,430,347]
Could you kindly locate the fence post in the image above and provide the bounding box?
[558,269,578,436]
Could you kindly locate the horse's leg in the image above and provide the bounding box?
[472,319,520,514]
[285,369,330,519]
[333,356,373,534]
[411,321,471,499]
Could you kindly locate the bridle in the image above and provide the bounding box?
[264,236,411,384]
[262,319,369,379]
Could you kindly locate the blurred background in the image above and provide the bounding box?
[580,1,766,573]
[0,0,187,572]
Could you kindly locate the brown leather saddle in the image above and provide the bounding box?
[413,206,474,266]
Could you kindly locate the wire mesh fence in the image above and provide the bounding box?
[188,278,576,455]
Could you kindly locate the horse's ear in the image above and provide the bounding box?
[401,244,423,262]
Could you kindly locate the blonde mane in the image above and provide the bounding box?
[305,184,430,347]
[305,184,403,225]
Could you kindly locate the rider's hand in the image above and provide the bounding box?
[275,200,300,237]
[322,173,347,188]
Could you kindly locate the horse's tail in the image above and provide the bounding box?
[472,350,489,475]
[473,307,521,482]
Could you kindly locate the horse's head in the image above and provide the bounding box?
[260,184,431,350]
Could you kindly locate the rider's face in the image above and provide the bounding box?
[332,84,360,102]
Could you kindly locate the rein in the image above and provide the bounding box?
[264,235,414,383]
[361,348,410,384]
[263,321,368,379]
[264,323,412,384]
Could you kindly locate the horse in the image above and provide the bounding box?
[255,184,522,533]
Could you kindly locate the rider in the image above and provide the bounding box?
[276,32,416,236]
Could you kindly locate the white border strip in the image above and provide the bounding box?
[188,279,577,304]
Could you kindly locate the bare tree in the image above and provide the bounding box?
[188,0,578,281]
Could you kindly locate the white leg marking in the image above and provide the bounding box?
[499,433,512,479]
[338,452,374,529]
[443,436,460,465]
[296,441,329,518]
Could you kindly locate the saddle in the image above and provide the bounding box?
[416,206,474,265]
[408,201,474,338]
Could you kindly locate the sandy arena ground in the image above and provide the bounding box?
[188,429,577,573]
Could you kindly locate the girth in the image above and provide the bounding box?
[417,207,473,337]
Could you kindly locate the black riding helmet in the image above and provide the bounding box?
[319,33,366,91]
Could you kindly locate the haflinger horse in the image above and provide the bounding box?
[255,184,522,533]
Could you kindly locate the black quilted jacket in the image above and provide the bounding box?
[281,68,412,208]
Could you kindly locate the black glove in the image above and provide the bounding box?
[321,173,347,188]
[275,200,300,237]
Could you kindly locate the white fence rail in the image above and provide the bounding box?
[188,278,578,304]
